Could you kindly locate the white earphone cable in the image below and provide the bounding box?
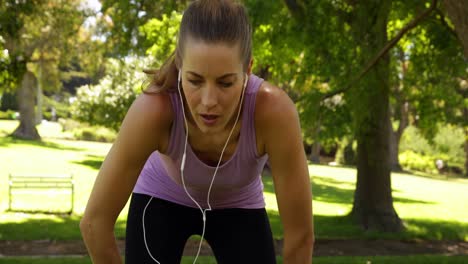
[143,71,248,264]
[205,76,247,210]
[142,196,160,264]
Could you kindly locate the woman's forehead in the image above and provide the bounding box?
[182,39,243,76]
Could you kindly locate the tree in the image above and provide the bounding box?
[387,1,466,172]
[279,0,405,231]
[73,11,182,131]
[244,0,355,164]
[72,58,146,131]
[441,0,468,176]
[0,0,88,140]
[99,0,188,57]
[278,0,467,231]
[443,0,468,58]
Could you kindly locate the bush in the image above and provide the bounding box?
[0,110,17,120]
[400,126,432,155]
[433,125,464,165]
[57,118,116,142]
[43,95,72,120]
[72,126,116,143]
[71,58,147,132]
[58,118,82,132]
[400,124,464,174]
[399,150,438,174]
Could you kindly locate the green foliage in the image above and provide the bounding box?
[140,11,182,67]
[100,0,187,56]
[58,118,82,132]
[72,126,116,143]
[71,58,147,131]
[0,0,38,38]
[399,124,464,174]
[57,118,116,142]
[0,91,17,111]
[433,125,465,164]
[0,0,89,92]
[400,124,464,166]
[400,126,433,155]
[244,1,356,148]
[389,2,466,138]
[0,46,15,91]
[0,110,17,120]
[399,150,438,174]
[42,95,72,120]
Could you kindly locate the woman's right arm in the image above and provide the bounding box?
[79,93,172,263]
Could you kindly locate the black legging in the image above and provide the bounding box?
[125,193,277,264]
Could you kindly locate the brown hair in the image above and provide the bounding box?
[143,0,252,94]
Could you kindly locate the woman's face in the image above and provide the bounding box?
[180,38,249,135]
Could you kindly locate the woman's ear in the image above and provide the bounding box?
[246,58,253,75]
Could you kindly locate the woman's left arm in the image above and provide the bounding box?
[257,84,314,264]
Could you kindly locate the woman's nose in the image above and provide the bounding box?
[201,85,218,109]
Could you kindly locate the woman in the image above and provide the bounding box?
[80,0,314,263]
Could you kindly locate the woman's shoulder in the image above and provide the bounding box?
[122,91,174,152]
[133,91,174,124]
[255,81,297,123]
[254,81,299,153]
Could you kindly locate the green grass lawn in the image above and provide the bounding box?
[0,119,467,244]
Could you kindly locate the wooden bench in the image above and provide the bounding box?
[8,174,75,214]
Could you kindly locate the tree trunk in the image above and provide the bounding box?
[465,107,468,177]
[443,0,468,58]
[349,0,404,232]
[309,141,321,164]
[465,129,468,177]
[390,50,410,172]
[12,71,41,140]
[389,102,409,172]
[309,118,322,164]
[36,60,43,125]
[389,120,401,172]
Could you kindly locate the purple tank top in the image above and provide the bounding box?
[133,74,269,209]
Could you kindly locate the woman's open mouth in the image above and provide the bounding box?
[200,114,219,126]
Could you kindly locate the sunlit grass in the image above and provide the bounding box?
[263,161,468,240]
[0,120,467,242]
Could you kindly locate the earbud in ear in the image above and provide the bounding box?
[178,70,181,83]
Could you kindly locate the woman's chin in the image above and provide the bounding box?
[196,119,223,134]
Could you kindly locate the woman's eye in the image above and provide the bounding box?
[188,80,202,86]
[219,82,233,88]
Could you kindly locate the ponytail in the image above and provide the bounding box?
[142,52,179,94]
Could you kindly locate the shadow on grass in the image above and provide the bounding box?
[0,136,84,151]
[403,218,468,241]
[262,173,462,240]
[266,209,468,241]
[0,210,466,242]
[262,175,435,205]
[72,154,104,170]
[0,213,128,240]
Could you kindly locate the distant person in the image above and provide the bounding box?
[80,1,314,263]
[51,107,56,122]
